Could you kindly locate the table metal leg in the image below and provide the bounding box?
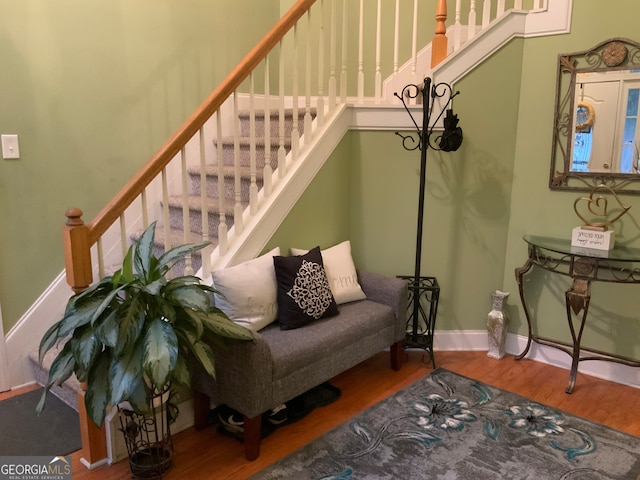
[514,259,534,361]
[564,278,591,394]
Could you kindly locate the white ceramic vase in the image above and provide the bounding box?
[487,290,510,360]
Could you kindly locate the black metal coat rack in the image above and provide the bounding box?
[395,77,462,367]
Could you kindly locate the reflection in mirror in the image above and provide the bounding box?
[549,38,640,194]
[571,71,640,174]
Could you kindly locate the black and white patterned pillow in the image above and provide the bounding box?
[273,246,339,330]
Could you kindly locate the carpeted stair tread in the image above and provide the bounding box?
[28,343,80,411]
[166,195,247,214]
[187,164,267,180]
[150,225,219,248]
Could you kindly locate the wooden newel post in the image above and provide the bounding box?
[431,0,448,68]
[63,208,93,294]
[62,208,108,468]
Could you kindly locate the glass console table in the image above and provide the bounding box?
[515,235,640,393]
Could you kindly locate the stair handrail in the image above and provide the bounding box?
[63,0,316,293]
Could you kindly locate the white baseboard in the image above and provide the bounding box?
[4,271,70,388]
[433,330,640,390]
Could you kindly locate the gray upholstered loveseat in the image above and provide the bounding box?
[192,270,408,460]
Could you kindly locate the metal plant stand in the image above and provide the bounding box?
[395,77,462,367]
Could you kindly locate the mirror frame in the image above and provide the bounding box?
[549,38,640,194]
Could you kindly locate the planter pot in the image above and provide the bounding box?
[118,386,175,479]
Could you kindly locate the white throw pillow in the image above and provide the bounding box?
[290,240,366,305]
[211,247,280,332]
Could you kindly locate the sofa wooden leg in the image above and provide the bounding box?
[193,390,210,430]
[243,415,262,461]
[390,340,403,371]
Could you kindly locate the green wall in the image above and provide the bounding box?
[0,0,280,332]
[264,134,352,254]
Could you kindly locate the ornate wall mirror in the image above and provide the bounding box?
[549,38,640,194]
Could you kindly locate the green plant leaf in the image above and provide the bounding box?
[141,277,166,296]
[114,296,145,357]
[90,284,125,325]
[134,222,157,280]
[170,354,191,387]
[156,298,177,323]
[199,310,254,341]
[189,342,216,379]
[58,297,106,338]
[71,325,100,372]
[85,353,111,427]
[179,310,205,344]
[94,309,119,348]
[143,318,178,388]
[166,275,203,287]
[74,275,113,302]
[38,321,61,365]
[45,342,75,388]
[126,378,149,414]
[120,245,135,283]
[167,285,210,312]
[158,242,209,272]
[110,339,145,405]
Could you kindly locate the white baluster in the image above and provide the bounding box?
[249,73,258,215]
[514,0,523,9]
[316,0,325,126]
[216,113,228,255]
[454,0,462,51]
[468,1,477,41]
[278,40,287,178]
[233,91,243,235]
[393,0,400,77]
[181,146,193,276]
[263,57,273,197]
[328,0,337,110]
[357,0,364,103]
[340,0,348,102]
[162,168,170,252]
[97,237,105,279]
[199,126,211,278]
[291,23,300,161]
[374,0,382,103]
[496,0,505,16]
[141,190,148,229]
[305,10,313,144]
[119,214,127,260]
[411,0,418,88]
[482,0,491,29]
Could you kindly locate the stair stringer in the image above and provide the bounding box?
[203,104,352,273]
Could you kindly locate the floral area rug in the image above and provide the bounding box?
[249,369,640,480]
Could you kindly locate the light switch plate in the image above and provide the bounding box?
[1,134,20,159]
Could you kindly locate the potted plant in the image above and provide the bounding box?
[36,222,253,478]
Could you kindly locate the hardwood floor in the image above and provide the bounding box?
[5,351,639,479]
